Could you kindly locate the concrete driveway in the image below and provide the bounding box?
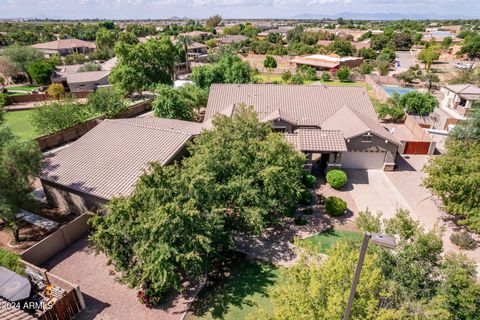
[345,169,412,219]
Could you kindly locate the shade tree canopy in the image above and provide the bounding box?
[90,106,306,302]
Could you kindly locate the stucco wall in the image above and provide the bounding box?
[346,133,398,164]
[42,179,107,214]
[69,75,109,93]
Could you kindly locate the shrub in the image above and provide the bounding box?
[398,91,439,115]
[294,216,308,225]
[303,174,316,188]
[0,93,10,107]
[359,62,374,75]
[0,249,24,274]
[281,70,292,82]
[47,83,65,99]
[297,65,317,81]
[299,190,313,205]
[291,74,304,84]
[321,72,330,82]
[450,232,477,250]
[326,169,348,189]
[336,67,350,81]
[325,196,347,217]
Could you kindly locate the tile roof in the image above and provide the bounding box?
[205,84,399,145]
[205,84,378,125]
[0,298,36,320]
[285,129,347,152]
[65,70,110,84]
[42,118,204,200]
[217,35,248,43]
[445,84,480,97]
[31,38,96,50]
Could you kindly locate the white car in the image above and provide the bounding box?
[454,62,476,69]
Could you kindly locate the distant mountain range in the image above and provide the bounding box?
[291,12,476,20]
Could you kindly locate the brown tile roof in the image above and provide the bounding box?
[66,70,110,84]
[285,129,347,152]
[205,84,399,145]
[0,298,36,320]
[32,38,96,51]
[42,118,204,200]
[217,35,248,44]
[205,84,378,125]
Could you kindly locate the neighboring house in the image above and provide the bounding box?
[257,27,293,40]
[217,35,248,45]
[186,42,208,59]
[204,84,400,170]
[352,39,371,51]
[290,54,363,71]
[178,31,212,40]
[41,118,206,213]
[31,38,96,56]
[51,57,117,92]
[440,84,480,117]
[421,31,461,43]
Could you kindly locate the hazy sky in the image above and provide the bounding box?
[1,0,479,19]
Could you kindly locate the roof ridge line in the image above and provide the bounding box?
[105,119,194,136]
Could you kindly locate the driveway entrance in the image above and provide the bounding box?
[345,169,412,219]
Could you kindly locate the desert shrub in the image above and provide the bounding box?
[321,72,330,82]
[297,65,317,81]
[0,249,24,274]
[303,174,317,188]
[450,232,477,250]
[326,169,348,189]
[336,67,351,81]
[325,196,347,217]
[294,217,308,225]
[281,70,292,82]
[300,190,313,205]
[291,74,304,84]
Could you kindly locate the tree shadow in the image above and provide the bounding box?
[189,252,277,319]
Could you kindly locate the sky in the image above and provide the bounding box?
[0,0,479,20]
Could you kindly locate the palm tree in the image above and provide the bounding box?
[177,35,193,73]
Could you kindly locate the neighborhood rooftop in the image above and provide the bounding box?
[31,38,96,50]
[41,118,206,200]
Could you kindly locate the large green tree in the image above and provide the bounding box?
[1,45,43,82]
[398,91,438,115]
[90,106,306,302]
[460,34,480,62]
[191,52,251,88]
[0,125,42,242]
[256,209,480,319]
[109,38,177,95]
[87,87,128,118]
[27,59,55,85]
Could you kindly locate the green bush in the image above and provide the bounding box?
[0,249,24,274]
[291,74,304,84]
[0,93,10,107]
[321,72,330,82]
[326,169,348,189]
[303,174,316,188]
[281,70,292,82]
[300,190,313,205]
[325,196,347,217]
[336,67,351,82]
[450,232,477,250]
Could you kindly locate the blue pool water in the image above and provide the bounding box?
[381,85,416,97]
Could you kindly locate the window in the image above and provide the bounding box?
[273,126,286,133]
[362,135,373,143]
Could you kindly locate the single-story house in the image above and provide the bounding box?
[257,27,293,40]
[51,57,117,92]
[352,40,371,51]
[290,54,363,71]
[31,38,96,56]
[186,42,208,59]
[217,35,248,45]
[178,31,212,40]
[41,118,206,213]
[204,84,400,171]
[440,84,480,118]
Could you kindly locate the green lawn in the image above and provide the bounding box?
[186,253,279,320]
[301,229,362,254]
[4,110,38,140]
[5,85,40,92]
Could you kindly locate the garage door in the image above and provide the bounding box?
[341,151,386,169]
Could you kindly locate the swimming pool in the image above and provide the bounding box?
[381,85,416,97]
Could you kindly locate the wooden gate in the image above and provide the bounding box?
[38,290,83,320]
[403,141,430,155]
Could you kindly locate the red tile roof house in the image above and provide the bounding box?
[31,38,96,56]
[41,84,399,214]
